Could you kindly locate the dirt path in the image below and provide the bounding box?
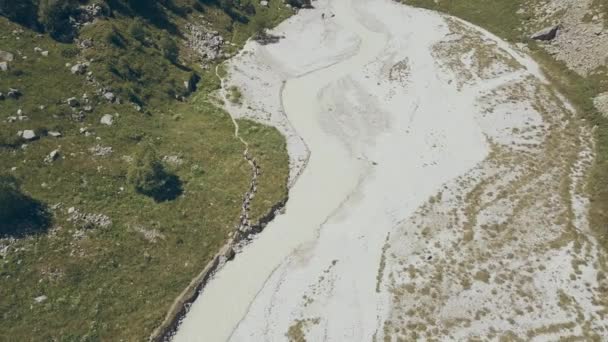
[173,0,608,340]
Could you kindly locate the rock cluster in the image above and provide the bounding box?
[89,144,113,156]
[67,207,112,229]
[524,0,607,76]
[185,23,225,61]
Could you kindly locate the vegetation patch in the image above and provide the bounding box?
[0,0,291,339]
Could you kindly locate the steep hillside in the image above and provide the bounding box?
[0,0,294,339]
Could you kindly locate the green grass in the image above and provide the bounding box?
[0,0,291,340]
[403,0,608,247]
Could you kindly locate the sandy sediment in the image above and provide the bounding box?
[173,0,608,340]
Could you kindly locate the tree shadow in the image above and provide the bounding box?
[139,173,183,203]
[106,0,179,34]
[0,193,51,239]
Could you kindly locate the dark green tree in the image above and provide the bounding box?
[38,0,79,42]
[0,0,38,28]
[128,144,169,195]
[160,35,179,63]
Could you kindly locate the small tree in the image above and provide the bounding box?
[160,35,179,64]
[127,144,169,196]
[0,0,38,28]
[252,14,270,39]
[129,20,146,43]
[38,0,78,42]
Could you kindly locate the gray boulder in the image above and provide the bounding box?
[21,130,37,141]
[100,114,114,126]
[67,97,79,107]
[34,295,47,303]
[48,131,62,138]
[531,25,560,41]
[7,88,21,99]
[0,62,8,72]
[103,92,116,102]
[70,63,87,75]
[44,150,60,163]
[0,50,14,62]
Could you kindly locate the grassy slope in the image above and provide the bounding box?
[0,0,290,340]
[404,0,608,247]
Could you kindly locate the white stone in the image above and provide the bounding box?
[100,114,114,126]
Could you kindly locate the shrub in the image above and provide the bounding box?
[129,20,146,43]
[38,0,79,42]
[128,144,168,195]
[127,144,183,201]
[160,35,179,63]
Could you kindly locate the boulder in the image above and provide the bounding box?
[21,130,37,141]
[0,50,14,62]
[260,0,269,6]
[41,51,49,57]
[70,63,87,75]
[83,105,93,113]
[100,114,114,126]
[7,88,21,99]
[48,131,62,138]
[67,97,80,107]
[531,25,560,41]
[44,150,60,163]
[34,47,42,53]
[0,62,8,72]
[103,92,116,102]
[34,295,47,303]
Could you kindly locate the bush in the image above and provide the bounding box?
[128,144,183,201]
[128,144,166,193]
[38,0,79,42]
[160,35,179,63]
[129,20,147,43]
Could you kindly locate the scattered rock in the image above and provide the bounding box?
[34,47,42,53]
[100,114,114,126]
[44,150,60,163]
[103,92,116,102]
[34,295,48,303]
[70,63,87,75]
[594,92,608,118]
[21,130,37,141]
[0,50,14,62]
[83,105,93,113]
[67,97,79,107]
[260,0,269,6]
[41,51,49,57]
[185,25,225,60]
[0,62,8,72]
[7,88,21,99]
[72,111,86,122]
[163,155,184,166]
[48,131,62,138]
[531,25,560,41]
[132,225,166,243]
[89,144,112,156]
[67,207,112,229]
